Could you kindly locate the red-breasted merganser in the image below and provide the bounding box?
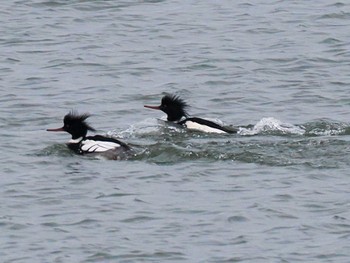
[144,95,237,134]
[47,112,131,160]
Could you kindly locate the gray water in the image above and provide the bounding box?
[1,0,350,262]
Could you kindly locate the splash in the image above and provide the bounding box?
[238,117,305,136]
[107,118,161,139]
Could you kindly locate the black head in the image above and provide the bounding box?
[144,95,189,121]
[47,111,95,139]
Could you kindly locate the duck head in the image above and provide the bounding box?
[144,95,189,122]
[47,111,95,139]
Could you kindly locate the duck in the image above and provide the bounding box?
[47,111,131,160]
[144,95,237,134]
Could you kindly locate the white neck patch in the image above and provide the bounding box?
[68,137,83,144]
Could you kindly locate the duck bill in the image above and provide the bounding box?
[144,105,161,110]
[47,127,65,132]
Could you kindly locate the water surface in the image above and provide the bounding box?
[1,0,350,262]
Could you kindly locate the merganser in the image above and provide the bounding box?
[47,112,131,160]
[144,95,237,134]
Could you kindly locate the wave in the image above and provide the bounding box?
[302,119,350,136]
[40,117,350,167]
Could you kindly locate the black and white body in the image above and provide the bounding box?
[47,112,131,160]
[144,95,237,134]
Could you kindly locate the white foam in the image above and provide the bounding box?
[238,117,305,136]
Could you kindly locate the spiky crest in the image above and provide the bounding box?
[64,111,96,132]
[161,95,189,120]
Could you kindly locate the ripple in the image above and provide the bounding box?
[227,215,249,223]
[120,216,159,223]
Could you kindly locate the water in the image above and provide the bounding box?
[1,0,350,262]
